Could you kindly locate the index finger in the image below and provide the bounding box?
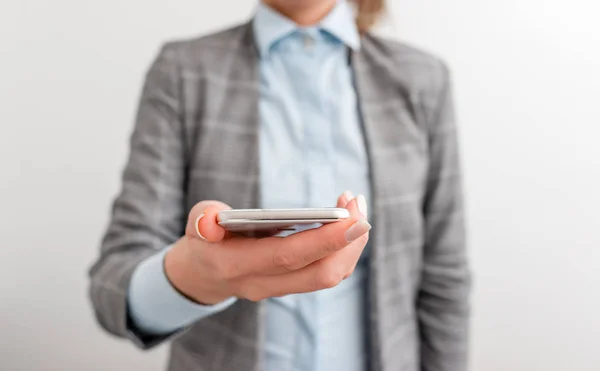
[268,196,370,272]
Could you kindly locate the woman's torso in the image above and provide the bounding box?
[166,22,440,371]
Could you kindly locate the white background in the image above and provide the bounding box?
[1,1,599,370]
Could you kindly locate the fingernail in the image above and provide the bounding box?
[356,194,367,218]
[343,190,354,202]
[195,214,207,240]
[345,220,371,242]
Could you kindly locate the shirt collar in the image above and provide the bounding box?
[320,0,361,51]
[253,0,360,56]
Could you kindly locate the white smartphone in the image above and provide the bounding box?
[218,208,349,233]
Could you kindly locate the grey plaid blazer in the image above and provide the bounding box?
[89,21,470,371]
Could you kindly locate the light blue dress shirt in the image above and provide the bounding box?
[128,2,372,370]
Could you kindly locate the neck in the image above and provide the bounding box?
[263,0,337,26]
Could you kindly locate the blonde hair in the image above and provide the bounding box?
[354,0,385,33]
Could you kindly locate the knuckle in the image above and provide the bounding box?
[272,250,303,272]
[238,283,265,302]
[245,291,264,302]
[321,237,344,255]
[344,264,357,280]
[314,264,344,289]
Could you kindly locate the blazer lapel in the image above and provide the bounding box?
[188,23,261,211]
[351,35,430,370]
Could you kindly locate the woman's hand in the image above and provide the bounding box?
[164,192,371,305]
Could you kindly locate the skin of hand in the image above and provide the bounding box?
[164,191,371,305]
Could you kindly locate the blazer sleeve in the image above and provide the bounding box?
[87,43,189,348]
[417,62,471,371]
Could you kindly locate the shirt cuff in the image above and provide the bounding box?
[127,245,237,336]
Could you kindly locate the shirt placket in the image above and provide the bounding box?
[301,31,337,371]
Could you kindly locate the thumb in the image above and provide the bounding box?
[185,200,231,243]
